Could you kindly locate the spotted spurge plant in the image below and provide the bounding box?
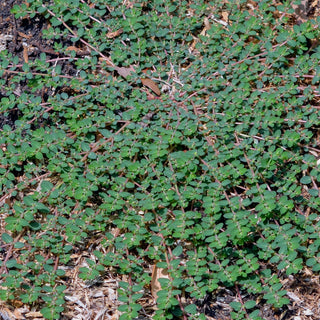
[1,0,320,319]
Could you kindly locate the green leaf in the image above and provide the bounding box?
[300,176,311,184]
[244,300,256,309]
[2,233,13,243]
[41,180,54,192]
[23,196,35,206]
[308,189,318,197]
[172,245,183,256]
[184,303,197,314]
[230,301,242,312]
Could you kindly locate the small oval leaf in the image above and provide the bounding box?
[300,176,311,184]
[2,233,13,244]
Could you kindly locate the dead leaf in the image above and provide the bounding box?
[66,46,79,52]
[12,309,25,320]
[0,307,15,320]
[141,78,161,96]
[25,311,43,317]
[65,46,90,56]
[115,66,161,95]
[11,300,23,308]
[17,31,32,39]
[151,264,170,300]
[106,28,123,39]
[111,310,119,320]
[23,46,28,63]
[292,0,308,24]
[98,60,161,95]
[221,11,230,25]
[114,66,135,78]
[190,17,212,52]
[98,56,114,67]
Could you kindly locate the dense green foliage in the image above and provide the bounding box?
[1,0,320,319]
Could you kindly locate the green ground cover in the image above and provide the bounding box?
[1,0,320,319]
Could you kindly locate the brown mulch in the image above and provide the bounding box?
[1,0,320,319]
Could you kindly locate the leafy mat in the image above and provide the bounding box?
[1,0,320,319]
